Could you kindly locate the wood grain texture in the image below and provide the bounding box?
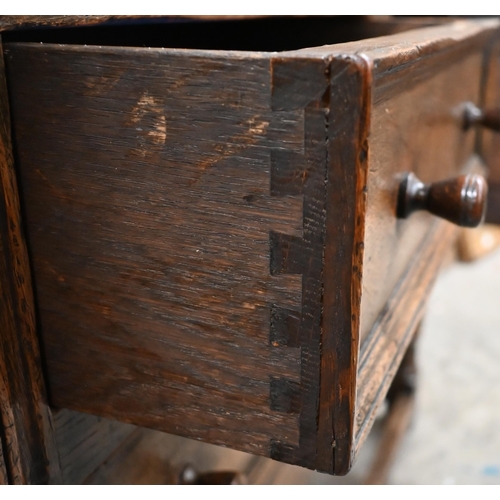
[317,54,371,475]
[0,37,61,484]
[5,42,331,469]
[268,57,329,468]
[315,20,496,474]
[360,48,483,347]
[296,19,499,64]
[351,128,488,468]
[317,19,496,475]
[4,19,499,477]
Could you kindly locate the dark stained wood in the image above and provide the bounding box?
[3,18,499,478]
[358,40,484,349]
[268,56,329,468]
[316,20,497,475]
[397,172,488,228]
[5,42,331,469]
[0,36,61,484]
[290,36,498,467]
[318,54,371,475]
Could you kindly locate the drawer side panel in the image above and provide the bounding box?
[5,44,329,467]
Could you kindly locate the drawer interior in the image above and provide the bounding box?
[2,16,436,51]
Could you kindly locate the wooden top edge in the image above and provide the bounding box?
[3,17,498,64]
[2,41,276,61]
[0,15,154,31]
[286,18,500,60]
[0,15,269,32]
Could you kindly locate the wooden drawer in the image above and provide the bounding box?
[3,17,498,476]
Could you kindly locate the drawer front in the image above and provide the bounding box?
[4,19,499,476]
[361,51,481,345]
[354,51,485,456]
[314,20,497,474]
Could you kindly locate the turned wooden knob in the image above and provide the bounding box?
[397,172,488,228]
[463,102,500,132]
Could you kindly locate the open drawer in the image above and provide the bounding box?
[3,16,498,476]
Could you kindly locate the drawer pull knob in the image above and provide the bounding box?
[463,103,500,132]
[397,172,488,228]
